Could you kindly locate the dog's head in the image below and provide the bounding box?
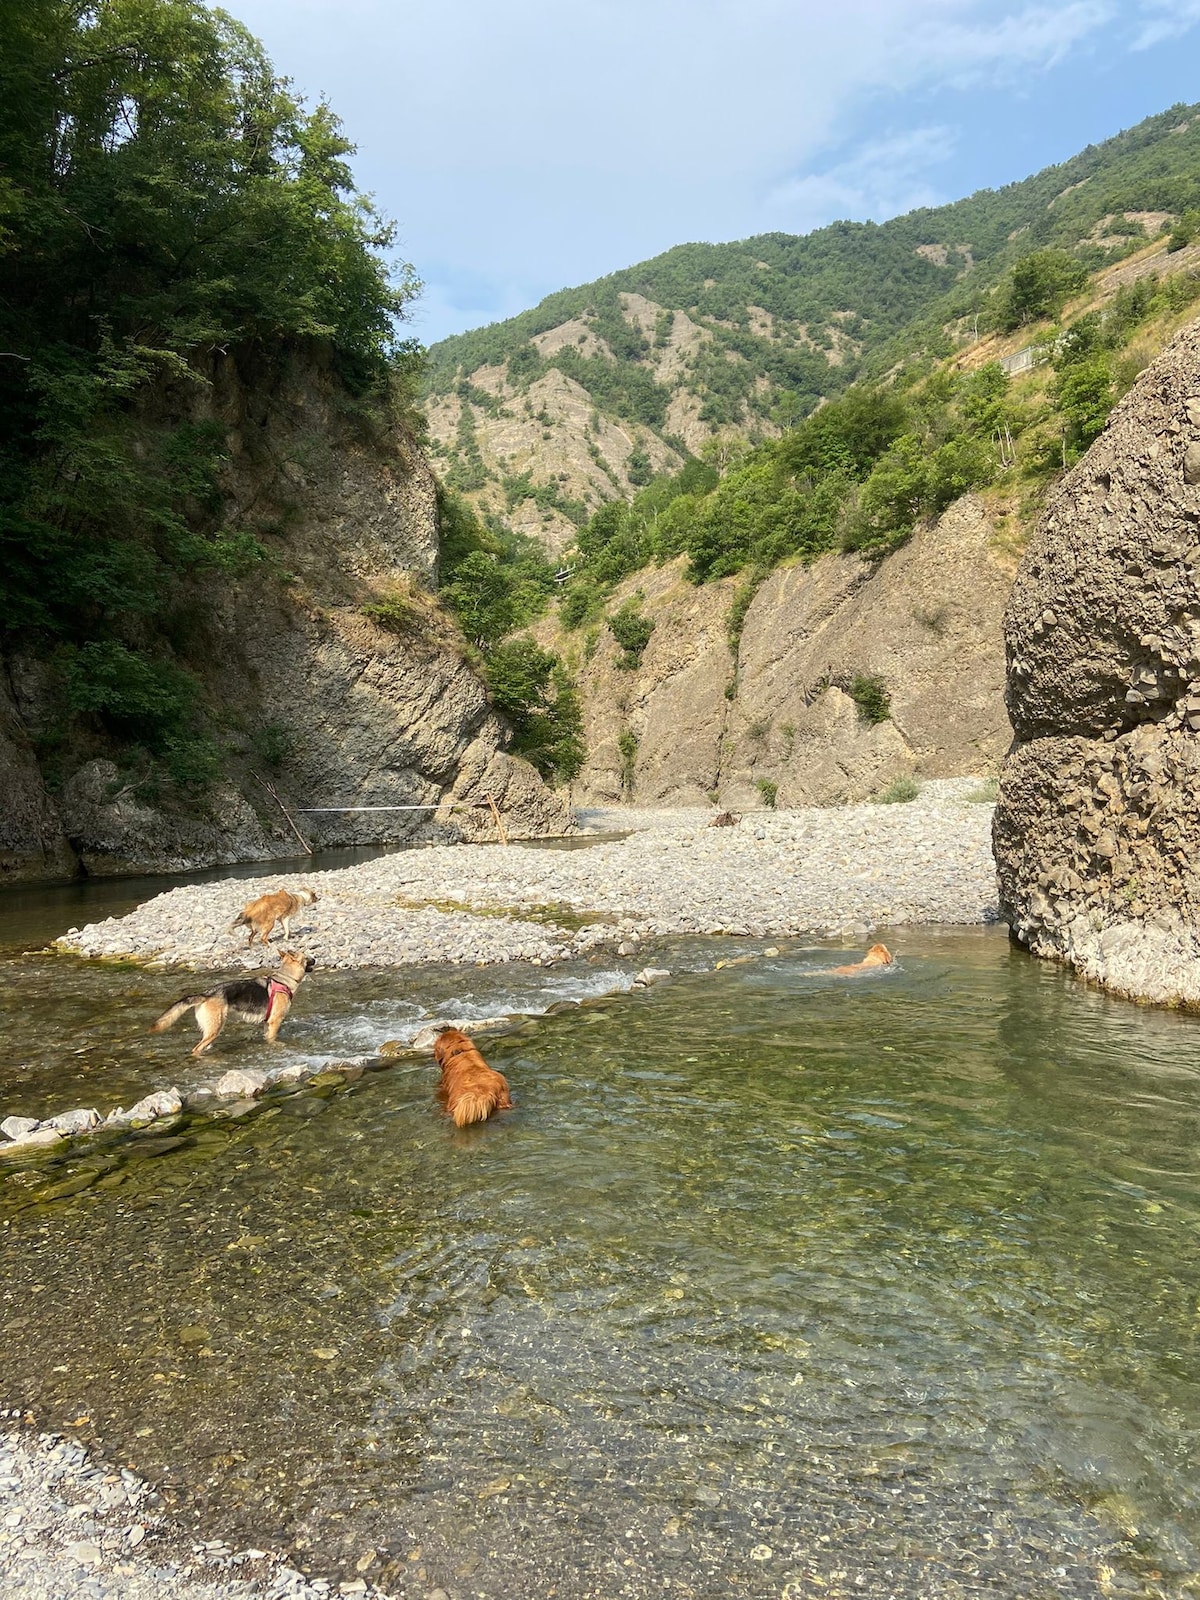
[863,943,894,967]
[433,1026,471,1065]
[278,950,316,980]
[298,888,318,905]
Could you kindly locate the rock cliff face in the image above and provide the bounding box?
[0,347,570,882]
[538,495,1013,806]
[994,316,1200,1004]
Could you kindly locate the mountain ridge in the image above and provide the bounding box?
[424,102,1200,551]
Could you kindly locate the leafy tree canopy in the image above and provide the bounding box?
[0,0,416,786]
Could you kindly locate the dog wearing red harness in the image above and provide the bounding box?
[151,951,315,1057]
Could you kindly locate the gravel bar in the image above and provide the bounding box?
[0,1420,393,1600]
[55,782,998,971]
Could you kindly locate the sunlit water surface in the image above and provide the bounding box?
[2,921,1200,1599]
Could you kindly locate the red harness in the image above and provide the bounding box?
[266,975,295,1022]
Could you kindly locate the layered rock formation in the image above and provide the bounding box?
[0,347,570,882]
[539,495,1013,806]
[994,316,1200,1004]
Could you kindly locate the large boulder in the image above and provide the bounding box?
[995,316,1200,1004]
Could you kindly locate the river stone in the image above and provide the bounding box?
[38,1171,99,1202]
[634,967,671,985]
[214,1069,268,1099]
[264,1063,313,1086]
[1,1116,39,1140]
[0,1127,64,1155]
[47,1107,101,1136]
[122,1088,184,1128]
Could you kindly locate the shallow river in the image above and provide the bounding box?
[2,895,1200,1598]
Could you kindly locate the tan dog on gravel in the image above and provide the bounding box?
[152,951,315,1056]
[829,943,894,976]
[433,1027,513,1127]
[231,887,317,946]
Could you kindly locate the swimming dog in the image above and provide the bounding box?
[829,943,894,976]
[433,1027,513,1127]
[151,951,315,1056]
[231,887,318,946]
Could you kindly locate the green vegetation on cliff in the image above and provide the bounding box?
[0,0,416,787]
[436,489,583,781]
[549,267,1200,607]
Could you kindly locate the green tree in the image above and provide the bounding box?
[993,250,1089,330]
[483,638,584,782]
[1054,355,1116,456]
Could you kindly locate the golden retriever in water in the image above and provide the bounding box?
[433,1028,513,1127]
[829,943,894,976]
[231,887,317,946]
[151,951,315,1056]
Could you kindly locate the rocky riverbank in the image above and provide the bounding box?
[55,781,998,971]
[0,1422,393,1600]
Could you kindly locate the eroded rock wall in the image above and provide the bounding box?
[1,346,570,881]
[542,495,1012,807]
[994,316,1200,1004]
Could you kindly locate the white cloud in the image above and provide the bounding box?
[1133,0,1200,46]
[898,0,1115,82]
[227,0,1189,339]
[766,126,957,230]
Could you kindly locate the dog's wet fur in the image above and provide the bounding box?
[152,951,315,1056]
[433,1027,513,1127]
[829,942,894,976]
[231,887,318,946]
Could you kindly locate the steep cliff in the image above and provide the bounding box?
[0,347,570,882]
[538,494,1012,806]
[994,316,1200,1004]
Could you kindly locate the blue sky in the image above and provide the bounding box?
[227,0,1200,345]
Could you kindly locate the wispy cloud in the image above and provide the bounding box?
[1134,0,1200,47]
[767,126,958,230]
[898,0,1115,83]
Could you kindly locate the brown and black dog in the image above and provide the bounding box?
[231,887,318,946]
[152,950,315,1056]
[433,1027,513,1127]
[829,942,894,976]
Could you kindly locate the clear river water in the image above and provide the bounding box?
[1,874,1199,1599]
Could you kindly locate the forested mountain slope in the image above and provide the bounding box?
[425,105,1200,551]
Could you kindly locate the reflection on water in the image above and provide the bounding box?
[3,925,1200,1597]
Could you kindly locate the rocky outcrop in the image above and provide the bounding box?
[994,316,1200,1004]
[541,495,1013,806]
[1,346,571,881]
[0,672,75,880]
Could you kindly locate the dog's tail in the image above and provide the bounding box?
[151,996,203,1033]
[450,1090,498,1128]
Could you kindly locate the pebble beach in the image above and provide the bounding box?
[55,782,1000,971]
